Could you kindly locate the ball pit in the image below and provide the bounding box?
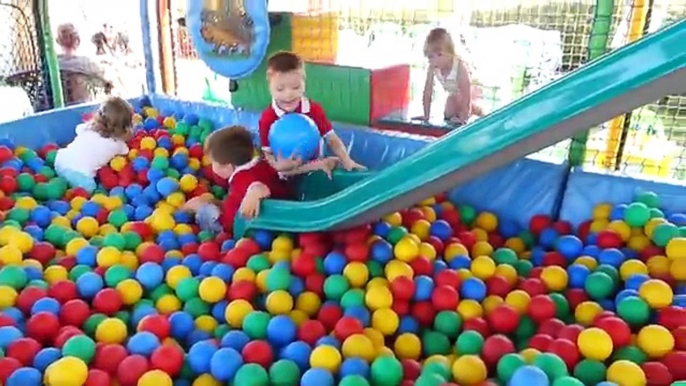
[0,105,686,386]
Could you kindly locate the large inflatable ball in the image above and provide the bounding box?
[268,113,321,161]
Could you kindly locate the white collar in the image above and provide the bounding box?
[272,97,310,117]
[228,157,260,183]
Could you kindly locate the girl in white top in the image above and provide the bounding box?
[419,28,484,125]
[54,97,133,193]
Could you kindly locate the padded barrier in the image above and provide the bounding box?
[560,167,686,228]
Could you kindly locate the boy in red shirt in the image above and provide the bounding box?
[259,51,365,172]
[182,126,336,235]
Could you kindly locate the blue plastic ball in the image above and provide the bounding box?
[461,277,487,301]
[188,340,218,374]
[127,331,161,356]
[33,347,61,372]
[169,311,195,340]
[267,315,297,347]
[221,330,250,351]
[280,341,311,371]
[0,326,23,349]
[301,368,334,386]
[340,357,369,378]
[5,367,41,386]
[136,262,164,290]
[30,297,60,315]
[268,113,321,161]
[210,347,243,381]
[555,235,583,260]
[509,365,550,386]
[156,177,179,197]
[75,272,103,298]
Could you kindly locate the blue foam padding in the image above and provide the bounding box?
[140,0,158,93]
[561,167,686,227]
[448,158,568,230]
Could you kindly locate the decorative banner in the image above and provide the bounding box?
[186,0,269,79]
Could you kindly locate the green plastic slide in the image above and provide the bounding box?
[234,21,686,238]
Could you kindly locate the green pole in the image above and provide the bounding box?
[38,0,64,108]
[567,0,614,166]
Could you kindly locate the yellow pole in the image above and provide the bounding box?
[602,0,649,169]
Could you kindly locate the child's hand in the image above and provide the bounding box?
[181,193,214,212]
[273,153,303,172]
[341,158,366,172]
[240,192,262,218]
[311,157,339,179]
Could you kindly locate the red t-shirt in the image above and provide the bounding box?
[258,97,333,152]
[219,158,291,233]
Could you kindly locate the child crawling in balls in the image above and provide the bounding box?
[54,96,133,193]
[258,51,365,173]
[181,126,337,234]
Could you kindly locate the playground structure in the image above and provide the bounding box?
[2,1,686,385]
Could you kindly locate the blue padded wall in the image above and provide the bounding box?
[560,168,686,227]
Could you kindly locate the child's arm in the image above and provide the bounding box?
[422,66,435,119]
[456,59,473,118]
[310,101,365,171]
[239,182,271,218]
[280,157,339,179]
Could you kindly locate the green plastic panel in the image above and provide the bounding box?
[233,21,686,237]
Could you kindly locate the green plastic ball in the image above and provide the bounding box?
[624,202,651,227]
[184,297,210,317]
[175,278,200,301]
[268,359,300,386]
[533,352,568,380]
[552,376,585,386]
[386,227,408,244]
[496,353,526,383]
[151,156,169,170]
[611,345,647,365]
[104,265,131,287]
[652,223,679,247]
[635,191,660,208]
[123,232,142,250]
[246,254,271,273]
[573,359,606,386]
[421,361,451,380]
[16,173,35,191]
[433,311,462,339]
[0,266,28,289]
[6,208,30,224]
[456,330,484,355]
[323,274,349,300]
[493,248,518,265]
[339,375,371,386]
[62,335,96,363]
[243,311,270,339]
[584,272,615,300]
[422,330,451,356]
[459,205,477,225]
[83,314,107,336]
[340,289,365,309]
[617,296,650,327]
[234,363,269,386]
[102,233,127,250]
[370,356,403,386]
[108,210,129,228]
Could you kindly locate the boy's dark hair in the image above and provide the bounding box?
[204,126,255,166]
[92,96,132,140]
[267,51,304,75]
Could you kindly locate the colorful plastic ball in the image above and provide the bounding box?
[638,279,673,309]
[606,360,646,386]
[577,327,613,361]
[209,347,243,382]
[369,356,403,386]
[137,369,172,386]
[45,356,89,386]
[310,345,342,373]
[95,317,127,344]
[509,365,550,386]
[451,354,487,385]
[301,368,334,386]
[268,114,321,160]
[636,325,674,358]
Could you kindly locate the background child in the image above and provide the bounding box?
[258,51,365,172]
[419,28,485,125]
[182,126,337,235]
[54,97,132,193]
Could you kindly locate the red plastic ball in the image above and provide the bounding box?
[529,215,552,235]
[528,334,554,352]
[596,229,623,249]
[228,281,257,302]
[565,288,590,310]
[47,281,78,304]
[401,359,421,381]
[538,318,566,338]
[594,316,631,348]
[0,357,21,384]
[92,344,128,375]
[292,253,317,278]
[53,326,83,348]
[60,299,91,327]
[519,278,546,297]
[486,275,512,297]
[481,334,515,368]
[84,369,111,386]
[0,315,15,328]
[557,324,584,343]
[139,244,165,264]
[345,242,369,263]
[431,285,459,311]
[15,287,47,314]
[298,320,326,346]
[410,257,433,277]
[672,326,686,350]
[242,340,273,367]
[542,252,567,267]
[488,304,519,334]
[661,350,686,381]
[528,295,557,323]
[198,242,220,261]
[390,276,415,302]
[658,306,686,330]
[317,304,343,332]
[29,242,55,265]
[548,339,580,370]
[25,312,60,344]
[116,355,149,386]
[463,317,491,338]
[6,338,42,366]
[392,300,410,316]
[92,288,122,316]
[150,344,184,376]
[304,273,325,296]
[410,301,436,327]
[137,315,171,340]
[434,269,460,289]
[334,317,364,341]
[222,247,252,268]
[426,236,445,255]
[642,361,673,386]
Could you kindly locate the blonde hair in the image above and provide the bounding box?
[91,97,133,140]
[423,28,456,57]
[56,23,80,50]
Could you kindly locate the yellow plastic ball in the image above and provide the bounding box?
[606,360,646,386]
[367,277,388,289]
[475,212,498,232]
[363,327,385,351]
[520,348,540,363]
[394,333,421,360]
[638,279,673,309]
[365,285,393,310]
[138,370,173,386]
[14,196,37,210]
[195,315,218,333]
[670,258,686,281]
[457,299,483,320]
[0,226,20,245]
[504,290,531,314]
[472,228,489,242]
[342,334,376,362]
[471,255,496,280]
[95,317,128,344]
[483,295,504,315]
[156,294,182,314]
[151,212,176,233]
[371,308,399,336]
[619,260,649,281]
[628,235,651,252]
[384,260,413,281]
[310,345,342,372]
[592,203,612,219]
[410,220,431,240]
[0,286,18,308]
[225,299,254,327]
[418,242,437,260]
[607,220,631,241]
[233,267,256,283]
[166,265,192,289]
[452,355,487,386]
[109,155,127,172]
[116,279,143,305]
[289,310,308,326]
[444,243,469,261]
[198,277,227,303]
[179,174,199,192]
[540,265,569,292]
[666,237,686,260]
[590,219,609,233]
[577,327,613,360]
[636,324,674,358]
[140,136,157,150]
[394,237,419,262]
[9,232,33,254]
[272,235,294,252]
[471,241,494,257]
[96,246,121,268]
[419,206,436,222]
[295,291,321,316]
[192,373,222,386]
[504,237,526,254]
[343,262,369,288]
[0,245,22,265]
[255,270,269,293]
[44,265,68,284]
[383,212,402,227]
[575,256,598,270]
[45,358,89,385]
[575,301,603,326]
[266,290,293,315]
[76,217,100,238]
[647,255,670,276]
